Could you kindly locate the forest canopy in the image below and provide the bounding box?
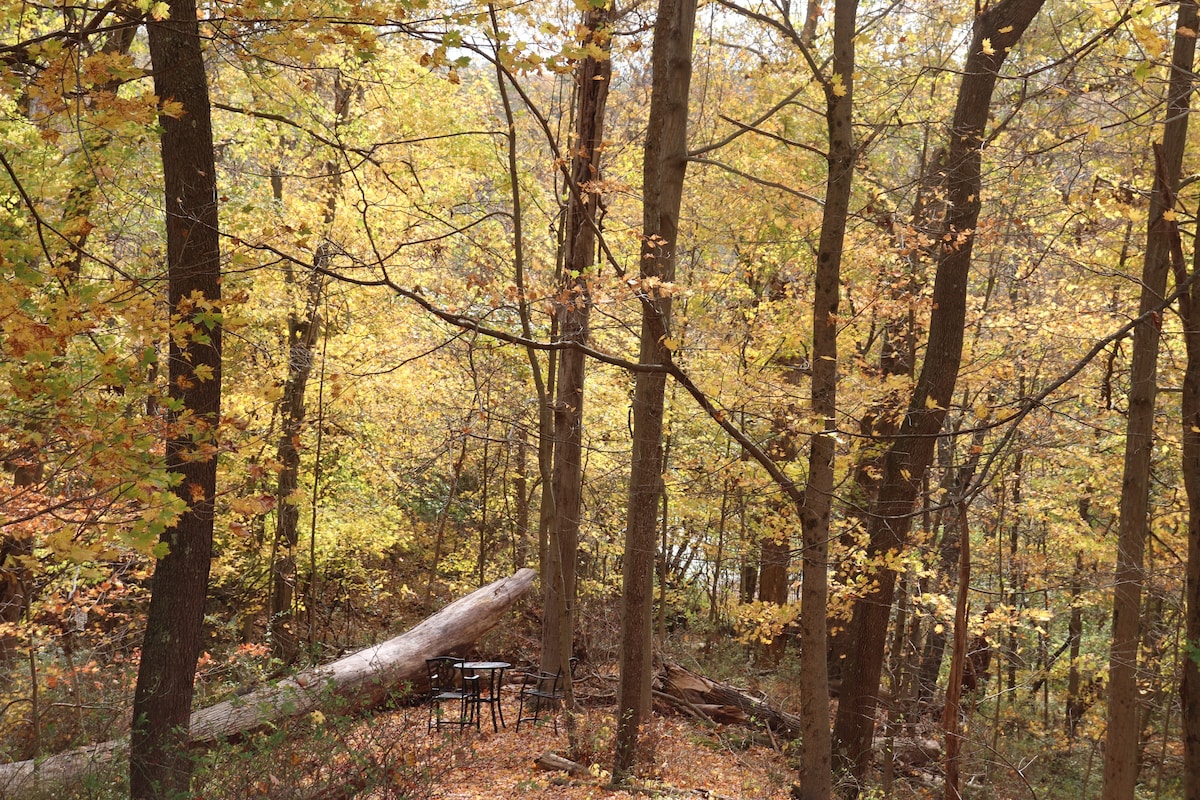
[1,0,1199,797]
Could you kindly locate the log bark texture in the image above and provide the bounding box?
[0,568,535,796]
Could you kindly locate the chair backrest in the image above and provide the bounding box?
[535,667,563,696]
[426,656,463,692]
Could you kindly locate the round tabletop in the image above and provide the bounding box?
[459,661,511,670]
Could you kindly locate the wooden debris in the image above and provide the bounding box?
[535,750,592,777]
[655,662,802,739]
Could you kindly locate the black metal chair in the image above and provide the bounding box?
[425,656,477,732]
[515,657,578,734]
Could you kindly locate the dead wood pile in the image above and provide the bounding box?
[654,662,802,739]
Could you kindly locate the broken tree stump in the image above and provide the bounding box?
[0,568,535,795]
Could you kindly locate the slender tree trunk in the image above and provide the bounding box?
[422,436,468,611]
[831,1,1045,787]
[1105,5,1196,797]
[1160,5,1200,795]
[130,3,221,796]
[488,5,558,615]
[707,478,730,637]
[916,441,956,706]
[268,74,345,659]
[1187,290,1200,800]
[478,430,491,586]
[541,4,611,693]
[512,428,531,569]
[794,1,856,795]
[613,0,696,780]
[942,501,972,800]
[918,415,985,709]
[1066,549,1085,739]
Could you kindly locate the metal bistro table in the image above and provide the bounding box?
[458,661,510,732]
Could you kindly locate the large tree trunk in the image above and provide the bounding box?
[612,0,696,781]
[1106,5,1196,798]
[0,569,535,795]
[131,4,223,797]
[831,0,1046,787]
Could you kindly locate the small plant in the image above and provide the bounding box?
[567,709,615,766]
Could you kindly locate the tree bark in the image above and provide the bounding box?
[542,4,611,694]
[613,0,696,781]
[131,2,222,796]
[1157,4,1200,797]
[0,569,535,795]
[756,531,790,662]
[1106,4,1196,798]
[795,1,856,796]
[942,502,971,800]
[268,76,349,663]
[1066,549,1085,739]
[831,0,1046,787]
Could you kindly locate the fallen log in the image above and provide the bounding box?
[0,568,535,796]
[656,662,802,739]
[535,750,591,777]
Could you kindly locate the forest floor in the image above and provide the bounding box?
[369,689,799,800]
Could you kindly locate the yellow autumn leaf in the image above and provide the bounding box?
[830,73,847,97]
[1163,209,1178,222]
[981,38,995,55]
[150,1,170,19]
